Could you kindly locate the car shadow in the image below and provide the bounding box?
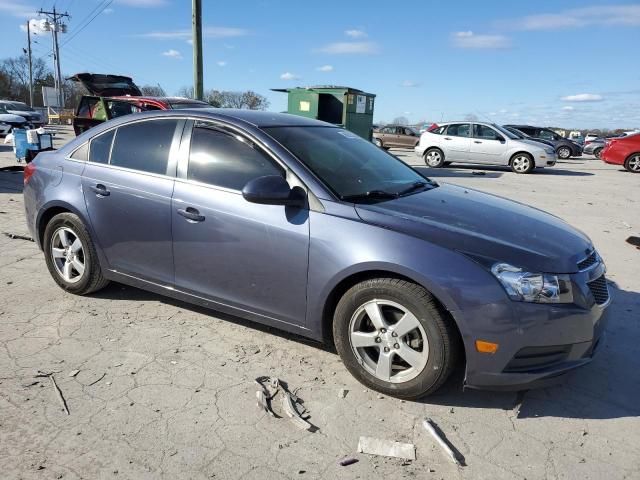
[0,165,25,194]
[413,164,593,177]
[423,281,640,420]
[90,278,640,420]
[90,282,332,353]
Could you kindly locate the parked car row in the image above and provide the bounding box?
[600,132,640,173]
[0,100,45,135]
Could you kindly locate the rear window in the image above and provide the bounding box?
[109,119,178,175]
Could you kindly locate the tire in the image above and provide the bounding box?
[510,153,534,174]
[43,212,109,295]
[593,148,603,159]
[374,138,383,148]
[333,278,460,399]
[557,146,571,159]
[424,148,445,168]
[624,154,640,173]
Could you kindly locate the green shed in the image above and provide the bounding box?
[272,86,376,140]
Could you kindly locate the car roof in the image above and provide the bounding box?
[174,108,337,127]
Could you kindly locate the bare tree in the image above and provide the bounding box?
[176,87,269,110]
[393,116,409,125]
[140,85,167,97]
[0,55,52,104]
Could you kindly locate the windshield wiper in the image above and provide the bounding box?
[396,181,430,197]
[341,190,398,202]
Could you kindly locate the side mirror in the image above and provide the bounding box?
[242,175,306,207]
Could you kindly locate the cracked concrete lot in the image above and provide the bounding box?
[1,127,639,479]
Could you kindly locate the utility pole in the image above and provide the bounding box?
[25,21,34,107]
[38,7,69,109]
[192,0,203,100]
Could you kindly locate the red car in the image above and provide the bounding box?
[600,133,640,173]
[69,73,209,135]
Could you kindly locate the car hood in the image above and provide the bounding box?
[355,183,592,273]
[0,113,26,122]
[519,138,552,150]
[68,73,142,96]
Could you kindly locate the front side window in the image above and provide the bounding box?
[473,124,502,140]
[188,122,283,190]
[264,126,432,200]
[446,123,470,137]
[89,130,115,164]
[109,119,178,175]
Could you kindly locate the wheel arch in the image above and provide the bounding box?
[36,201,91,249]
[320,267,464,350]
[509,151,535,165]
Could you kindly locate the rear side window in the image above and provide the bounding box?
[110,119,178,175]
[70,143,88,161]
[446,123,470,137]
[188,122,283,190]
[89,130,115,164]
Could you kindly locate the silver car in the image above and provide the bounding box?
[415,122,557,174]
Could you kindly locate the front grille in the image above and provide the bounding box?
[587,275,609,305]
[504,345,571,373]
[577,251,598,270]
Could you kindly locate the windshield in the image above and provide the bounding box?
[8,102,34,112]
[493,124,520,140]
[264,126,434,201]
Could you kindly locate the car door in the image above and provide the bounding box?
[400,127,418,147]
[441,123,471,161]
[81,118,183,285]
[381,126,398,147]
[470,124,508,164]
[171,120,310,327]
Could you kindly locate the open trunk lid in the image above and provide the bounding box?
[68,73,142,97]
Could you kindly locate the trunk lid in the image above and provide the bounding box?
[69,73,142,97]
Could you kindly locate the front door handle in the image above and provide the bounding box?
[177,207,205,222]
[90,184,110,196]
[444,137,452,140]
[474,140,482,144]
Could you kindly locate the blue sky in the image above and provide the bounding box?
[1,0,639,129]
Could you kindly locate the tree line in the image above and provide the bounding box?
[0,54,269,111]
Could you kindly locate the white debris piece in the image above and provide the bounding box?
[357,436,416,460]
[68,370,80,377]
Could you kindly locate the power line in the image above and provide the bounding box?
[59,0,113,48]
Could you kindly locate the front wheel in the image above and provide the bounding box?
[333,278,460,399]
[424,148,445,168]
[593,148,603,159]
[374,138,383,148]
[557,146,571,159]
[510,153,534,174]
[43,212,109,295]
[624,154,640,173]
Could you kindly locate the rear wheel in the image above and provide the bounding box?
[624,154,640,173]
[43,213,109,295]
[557,146,571,159]
[333,278,460,399]
[374,138,383,148]
[510,153,534,174]
[424,148,445,168]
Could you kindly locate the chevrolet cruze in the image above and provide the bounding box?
[23,110,609,399]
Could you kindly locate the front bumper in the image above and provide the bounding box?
[454,263,610,391]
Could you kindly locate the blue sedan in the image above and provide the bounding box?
[23,109,609,398]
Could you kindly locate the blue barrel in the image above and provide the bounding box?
[12,128,41,161]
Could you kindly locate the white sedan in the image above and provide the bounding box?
[415,122,557,174]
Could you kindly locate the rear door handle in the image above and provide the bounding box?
[177,207,205,222]
[90,184,110,196]
[474,140,482,144]
[444,137,452,140]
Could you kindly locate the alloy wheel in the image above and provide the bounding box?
[51,227,85,284]
[426,150,442,167]
[558,147,571,159]
[512,155,531,173]
[627,155,640,172]
[348,299,429,383]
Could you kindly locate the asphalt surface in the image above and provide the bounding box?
[1,127,639,479]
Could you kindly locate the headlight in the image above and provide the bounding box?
[491,263,573,303]
[545,147,555,155]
